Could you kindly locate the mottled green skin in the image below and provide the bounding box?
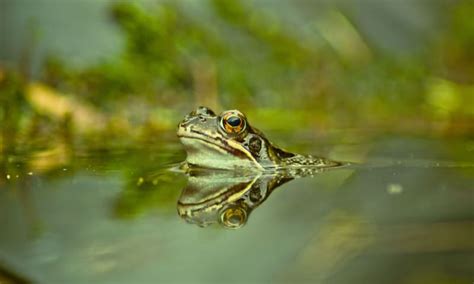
[177,106,341,171]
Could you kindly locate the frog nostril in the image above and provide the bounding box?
[179,117,193,128]
[184,114,192,121]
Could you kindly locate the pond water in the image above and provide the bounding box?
[0,131,473,283]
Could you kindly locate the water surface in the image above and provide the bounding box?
[0,132,473,283]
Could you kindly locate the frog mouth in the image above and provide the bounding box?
[177,126,227,147]
[177,128,263,170]
[177,132,244,157]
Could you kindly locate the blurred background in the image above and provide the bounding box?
[0,1,474,283]
[1,0,472,144]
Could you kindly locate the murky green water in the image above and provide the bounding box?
[0,131,473,283]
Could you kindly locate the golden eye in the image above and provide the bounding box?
[221,112,246,134]
[220,207,247,228]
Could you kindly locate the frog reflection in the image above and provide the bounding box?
[176,106,343,228]
[177,170,311,228]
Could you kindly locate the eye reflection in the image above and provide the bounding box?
[220,206,247,229]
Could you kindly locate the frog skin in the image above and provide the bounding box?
[177,106,342,171]
[177,170,296,228]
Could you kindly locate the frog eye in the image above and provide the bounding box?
[220,206,247,228]
[220,112,246,134]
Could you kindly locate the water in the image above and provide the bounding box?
[0,132,473,283]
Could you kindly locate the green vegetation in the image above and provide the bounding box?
[2,0,473,139]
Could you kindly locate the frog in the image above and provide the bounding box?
[177,106,343,171]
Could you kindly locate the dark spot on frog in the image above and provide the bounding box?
[249,185,262,202]
[274,147,295,159]
[249,137,262,156]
